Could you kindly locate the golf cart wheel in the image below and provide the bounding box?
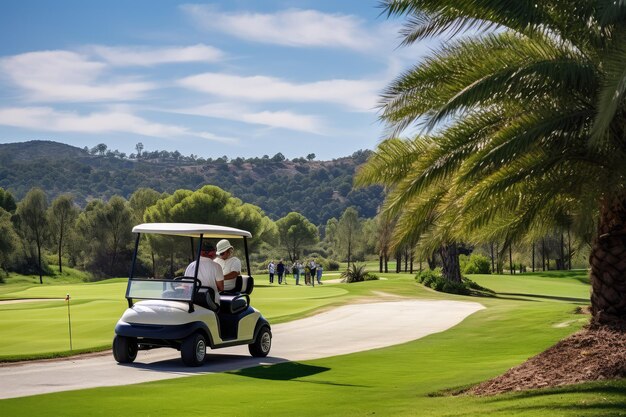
[249,326,271,357]
[181,332,206,367]
[112,335,138,364]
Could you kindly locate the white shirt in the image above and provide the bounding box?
[216,256,242,291]
[268,262,275,274]
[184,257,224,304]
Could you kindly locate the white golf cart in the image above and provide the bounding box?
[113,223,272,367]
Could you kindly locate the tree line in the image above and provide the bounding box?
[0,185,382,283]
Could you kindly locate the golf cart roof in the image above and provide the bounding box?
[132,223,252,238]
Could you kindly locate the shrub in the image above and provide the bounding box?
[341,264,378,283]
[461,254,491,274]
[323,259,340,271]
[364,272,379,281]
[415,269,480,295]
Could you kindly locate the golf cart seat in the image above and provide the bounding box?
[227,275,255,295]
[193,287,219,312]
[219,293,249,314]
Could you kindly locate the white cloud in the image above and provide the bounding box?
[0,50,154,102]
[89,43,224,66]
[173,102,324,134]
[177,72,381,111]
[181,5,375,50]
[0,106,238,144]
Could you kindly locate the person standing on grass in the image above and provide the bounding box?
[268,260,275,284]
[316,263,323,285]
[304,262,311,285]
[293,261,301,285]
[277,259,285,285]
[309,259,317,285]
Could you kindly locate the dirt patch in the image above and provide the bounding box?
[467,326,626,396]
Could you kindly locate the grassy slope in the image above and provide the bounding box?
[3,270,624,416]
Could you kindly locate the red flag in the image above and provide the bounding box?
[65,294,70,301]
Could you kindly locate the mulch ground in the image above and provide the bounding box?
[467,324,626,396]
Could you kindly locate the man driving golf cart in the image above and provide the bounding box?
[183,242,224,306]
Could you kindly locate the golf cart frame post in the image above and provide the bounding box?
[125,223,254,312]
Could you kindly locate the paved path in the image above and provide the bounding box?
[0,299,484,399]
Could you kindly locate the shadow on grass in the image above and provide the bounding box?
[118,352,289,376]
[519,270,589,279]
[229,362,370,387]
[497,292,589,303]
[230,362,329,381]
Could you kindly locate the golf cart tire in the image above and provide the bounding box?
[249,326,271,357]
[113,335,138,364]
[181,332,206,367]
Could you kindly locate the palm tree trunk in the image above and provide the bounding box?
[568,229,572,270]
[396,252,401,273]
[439,243,461,283]
[589,197,626,327]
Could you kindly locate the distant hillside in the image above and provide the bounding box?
[0,141,383,224]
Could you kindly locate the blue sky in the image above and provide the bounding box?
[0,0,432,160]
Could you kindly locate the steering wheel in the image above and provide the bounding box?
[169,277,202,293]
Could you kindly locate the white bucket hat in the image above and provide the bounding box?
[216,239,233,255]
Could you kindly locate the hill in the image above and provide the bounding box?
[0,141,383,224]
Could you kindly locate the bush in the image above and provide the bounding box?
[341,264,378,283]
[323,259,340,271]
[460,254,491,274]
[415,269,470,295]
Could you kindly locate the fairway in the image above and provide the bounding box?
[2,270,622,417]
[1,270,623,416]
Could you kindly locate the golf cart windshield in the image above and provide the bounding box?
[126,278,195,302]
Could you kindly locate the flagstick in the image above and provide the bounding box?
[66,294,73,351]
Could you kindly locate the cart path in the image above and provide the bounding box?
[0,299,484,399]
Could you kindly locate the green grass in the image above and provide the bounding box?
[3,270,622,416]
[3,269,624,416]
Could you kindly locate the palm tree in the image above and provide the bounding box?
[365,0,626,326]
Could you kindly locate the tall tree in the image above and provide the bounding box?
[336,207,362,268]
[101,196,134,275]
[48,194,78,273]
[16,188,48,284]
[144,186,276,276]
[375,0,626,326]
[135,142,144,159]
[276,212,319,262]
